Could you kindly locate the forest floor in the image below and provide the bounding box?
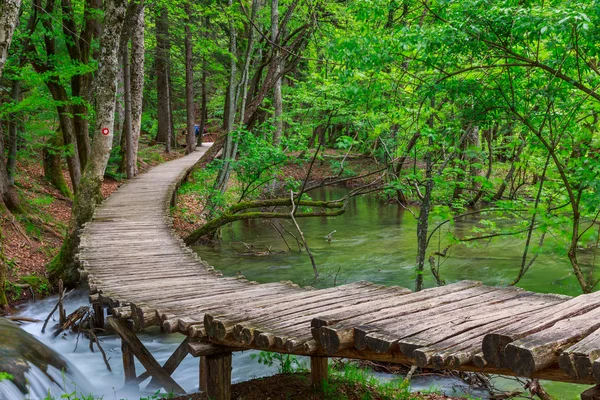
[169,373,470,400]
[1,132,187,308]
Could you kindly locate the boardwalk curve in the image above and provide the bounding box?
[79,148,600,398]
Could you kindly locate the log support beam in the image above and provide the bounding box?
[122,320,136,383]
[311,356,328,389]
[107,317,186,394]
[92,302,105,331]
[205,352,232,400]
[199,356,208,392]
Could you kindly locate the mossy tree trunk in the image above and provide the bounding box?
[0,255,8,309]
[0,0,22,215]
[43,131,73,198]
[48,0,128,286]
[185,198,346,245]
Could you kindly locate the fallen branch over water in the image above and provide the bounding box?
[184,198,346,244]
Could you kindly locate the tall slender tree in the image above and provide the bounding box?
[0,0,22,213]
[48,0,129,285]
[155,5,172,149]
[184,1,196,154]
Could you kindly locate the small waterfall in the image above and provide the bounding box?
[0,318,91,400]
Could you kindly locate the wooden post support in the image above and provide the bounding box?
[92,302,105,331]
[122,320,136,383]
[199,356,208,392]
[310,356,328,389]
[107,317,186,394]
[58,280,66,325]
[205,352,232,400]
[582,385,600,400]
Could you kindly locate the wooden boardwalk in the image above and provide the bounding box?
[79,147,600,399]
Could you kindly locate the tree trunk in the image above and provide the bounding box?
[0,252,7,309]
[216,0,238,192]
[271,0,283,146]
[130,5,144,175]
[198,51,207,147]
[43,131,73,198]
[0,0,21,78]
[123,44,134,178]
[493,140,525,201]
[166,67,173,153]
[7,80,19,185]
[415,100,436,292]
[415,137,433,292]
[47,83,82,192]
[48,0,128,286]
[155,6,171,145]
[0,124,20,212]
[467,126,495,207]
[0,0,21,213]
[184,3,196,154]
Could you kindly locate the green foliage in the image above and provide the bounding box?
[0,372,13,382]
[18,274,51,297]
[322,362,447,400]
[250,351,306,374]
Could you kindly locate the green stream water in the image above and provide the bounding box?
[193,187,595,398]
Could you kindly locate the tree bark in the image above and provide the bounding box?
[48,0,128,286]
[216,0,238,192]
[184,2,196,154]
[47,82,82,192]
[198,28,207,148]
[0,0,21,213]
[7,79,20,185]
[0,0,21,77]
[493,139,525,201]
[43,131,73,198]
[271,0,283,146]
[130,5,144,175]
[185,198,345,244]
[0,251,7,309]
[155,6,171,146]
[0,125,20,212]
[123,44,134,179]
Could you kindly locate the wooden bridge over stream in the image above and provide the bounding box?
[79,146,600,399]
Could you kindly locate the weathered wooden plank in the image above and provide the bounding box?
[361,288,532,354]
[311,280,482,329]
[559,327,600,380]
[482,292,600,368]
[317,285,500,354]
[413,313,541,369]
[400,293,565,361]
[504,307,600,377]
[227,286,409,346]
[204,283,390,342]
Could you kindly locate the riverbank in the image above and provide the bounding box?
[172,149,382,240]
[170,372,471,400]
[0,133,186,309]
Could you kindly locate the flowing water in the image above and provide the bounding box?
[1,187,594,399]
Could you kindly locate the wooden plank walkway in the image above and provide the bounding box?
[79,147,600,396]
